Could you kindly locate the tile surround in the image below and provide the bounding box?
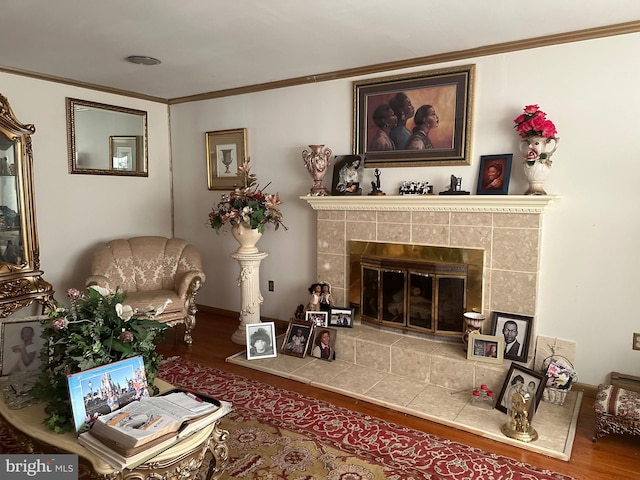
[305,195,557,327]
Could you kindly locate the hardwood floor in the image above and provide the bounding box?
[157,311,640,480]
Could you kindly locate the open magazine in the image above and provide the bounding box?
[90,391,219,450]
[78,398,232,470]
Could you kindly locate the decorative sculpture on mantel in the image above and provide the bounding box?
[302,144,332,196]
[368,168,386,196]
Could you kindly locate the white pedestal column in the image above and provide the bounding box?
[231,251,269,345]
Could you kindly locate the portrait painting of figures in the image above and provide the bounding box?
[476,154,512,195]
[353,65,474,167]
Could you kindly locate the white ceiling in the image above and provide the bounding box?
[2,0,640,102]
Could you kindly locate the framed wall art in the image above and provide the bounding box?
[309,327,337,361]
[466,333,504,364]
[476,154,512,195]
[331,155,363,196]
[206,128,247,190]
[281,321,313,358]
[110,136,141,171]
[353,65,475,167]
[490,312,533,363]
[245,322,277,360]
[495,363,546,417]
[0,316,46,377]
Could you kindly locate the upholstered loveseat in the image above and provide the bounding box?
[86,236,205,344]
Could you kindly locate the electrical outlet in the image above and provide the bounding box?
[268,280,274,292]
[633,333,640,351]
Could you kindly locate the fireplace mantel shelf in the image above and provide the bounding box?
[300,194,558,213]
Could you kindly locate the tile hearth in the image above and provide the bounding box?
[227,322,580,461]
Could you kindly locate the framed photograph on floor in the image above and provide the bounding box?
[280,321,313,358]
[309,327,337,361]
[0,316,46,377]
[353,65,475,167]
[306,311,328,327]
[245,322,277,360]
[466,333,504,364]
[329,307,354,328]
[490,312,533,363]
[206,128,247,190]
[495,363,546,417]
[476,154,512,195]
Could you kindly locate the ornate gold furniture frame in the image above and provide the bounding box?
[0,379,230,480]
[0,93,54,317]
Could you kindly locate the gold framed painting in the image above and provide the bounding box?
[206,128,248,190]
[353,65,475,167]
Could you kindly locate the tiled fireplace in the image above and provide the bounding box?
[302,195,556,334]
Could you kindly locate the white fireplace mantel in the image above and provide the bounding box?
[301,194,558,214]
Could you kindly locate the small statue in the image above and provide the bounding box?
[368,168,386,196]
[439,174,470,195]
[302,145,332,196]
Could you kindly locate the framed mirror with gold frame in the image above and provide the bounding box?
[66,98,148,176]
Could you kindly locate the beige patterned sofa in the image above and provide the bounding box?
[86,236,206,345]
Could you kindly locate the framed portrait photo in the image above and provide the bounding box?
[466,333,504,364]
[490,312,533,363]
[306,310,328,328]
[0,316,46,377]
[495,363,546,417]
[476,154,512,195]
[206,128,247,190]
[309,327,337,361]
[331,155,363,196]
[245,322,277,360]
[280,321,313,358]
[353,64,475,168]
[329,307,354,328]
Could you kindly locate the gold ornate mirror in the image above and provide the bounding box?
[66,98,148,176]
[0,93,54,316]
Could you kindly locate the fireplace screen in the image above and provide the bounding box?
[361,256,467,336]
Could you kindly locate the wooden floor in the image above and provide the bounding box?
[157,311,640,480]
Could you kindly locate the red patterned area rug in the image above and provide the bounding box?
[158,358,574,480]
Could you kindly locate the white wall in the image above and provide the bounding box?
[0,72,173,295]
[171,32,640,386]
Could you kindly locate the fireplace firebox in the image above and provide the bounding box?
[350,241,484,337]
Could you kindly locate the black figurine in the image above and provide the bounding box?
[369,168,386,196]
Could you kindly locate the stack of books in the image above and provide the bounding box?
[66,356,231,470]
[78,390,232,469]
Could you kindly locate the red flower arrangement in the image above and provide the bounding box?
[513,104,558,139]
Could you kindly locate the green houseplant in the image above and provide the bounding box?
[32,285,169,433]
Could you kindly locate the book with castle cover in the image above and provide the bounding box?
[67,355,151,433]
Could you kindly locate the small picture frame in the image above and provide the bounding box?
[0,316,46,377]
[490,312,533,363]
[306,310,328,327]
[109,136,141,171]
[495,363,546,418]
[329,307,354,328]
[466,333,504,364]
[280,321,313,358]
[476,154,512,195]
[245,322,277,360]
[331,155,363,196]
[309,327,337,361]
[206,128,248,190]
